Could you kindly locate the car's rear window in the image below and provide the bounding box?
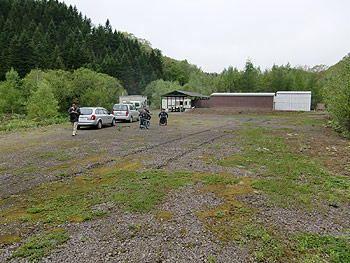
[113,105,128,111]
[80,109,93,115]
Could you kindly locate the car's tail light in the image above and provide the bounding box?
[91,115,96,120]
[126,110,129,116]
[112,110,114,115]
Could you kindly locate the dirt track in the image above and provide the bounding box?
[1,110,349,262]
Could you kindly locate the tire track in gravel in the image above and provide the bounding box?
[86,128,215,169]
[88,125,232,171]
[0,126,232,199]
[151,130,230,169]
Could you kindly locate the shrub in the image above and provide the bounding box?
[322,56,350,137]
[27,80,59,120]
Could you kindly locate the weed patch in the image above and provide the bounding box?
[242,223,350,263]
[15,166,37,176]
[0,166,9,173]
[219,128,350,210]
[112,170,192,211]
[199,173,239,185]
[12,229,69,262]
[36,151,64,159]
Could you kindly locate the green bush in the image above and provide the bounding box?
[322,56,350,137]
[27,80,59,120]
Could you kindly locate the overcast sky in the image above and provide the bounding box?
[59,0,350,73]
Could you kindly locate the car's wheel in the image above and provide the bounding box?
[96,120,102,129]
[129,116,133,123]
[111,118,115,126]
[77,125,80,130]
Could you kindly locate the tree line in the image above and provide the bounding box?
[0,67,126,119]
[151,58,323,109]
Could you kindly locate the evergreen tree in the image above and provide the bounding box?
[8,31,35,78]
[240,59,258,92]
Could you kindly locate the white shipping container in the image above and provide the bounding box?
[274,91,311,111]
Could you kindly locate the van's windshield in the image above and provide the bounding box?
[113,105,128,111]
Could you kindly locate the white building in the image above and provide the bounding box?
[274,91,312,111]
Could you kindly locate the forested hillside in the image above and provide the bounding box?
[0,0,163,94]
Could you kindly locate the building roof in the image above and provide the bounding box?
[211,93,275,97]
[162,90,209,98]
[276,91,311,94]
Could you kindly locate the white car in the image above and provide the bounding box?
[112,104,140,122]
[78,107,115,129]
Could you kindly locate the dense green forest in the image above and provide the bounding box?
[0,0,163,94]
[0,0,349,136]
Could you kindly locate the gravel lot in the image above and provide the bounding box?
[1,110,349,262]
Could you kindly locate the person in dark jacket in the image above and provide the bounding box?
[158,108,168,125]
[139,109,151,129]
[68,102,80,136]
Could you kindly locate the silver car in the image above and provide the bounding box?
[78,107,116,129]
[112,104,139,122]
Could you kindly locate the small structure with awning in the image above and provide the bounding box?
[161,90,209,111]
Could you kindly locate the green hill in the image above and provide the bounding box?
[0,0,163,94]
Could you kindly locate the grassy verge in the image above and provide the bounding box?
[218,128,350,210]
[242,223,350,263]
[0,114,67,131]
[218,116,350,262]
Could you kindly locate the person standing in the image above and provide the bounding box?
[68,102,80,136]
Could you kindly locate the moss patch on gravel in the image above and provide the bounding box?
[156,211,174,221]
[0,234,21,244]
[196,174,257,241]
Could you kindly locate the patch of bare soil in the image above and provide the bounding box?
[276,118,350,177]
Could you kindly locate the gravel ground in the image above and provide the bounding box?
[1,111,349,262]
